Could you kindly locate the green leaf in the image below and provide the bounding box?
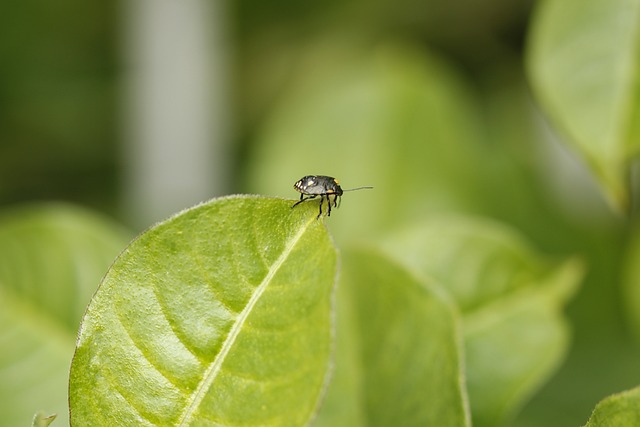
[0,203,131,427]
[380,216,583,427]
[69,195,337,426]
[624,223,640,338]
[527,0,640,210]
[314,248,470,427]
[32,413,57,427]
[244,42,488,241]
[583,386,640,427]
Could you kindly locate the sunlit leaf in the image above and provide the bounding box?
[314,248,470,427]
[69,196,337,426]
[583,386,640,427]
[380,216,583,427]
[527,0,640,210]
[0,204,131,427]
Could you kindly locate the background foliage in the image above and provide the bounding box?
[1,0,640,425]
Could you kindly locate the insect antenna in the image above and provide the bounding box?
[342,186,374,192]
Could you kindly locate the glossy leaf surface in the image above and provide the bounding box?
[69,196,337,426]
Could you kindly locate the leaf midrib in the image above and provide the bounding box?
[177,216,315,426]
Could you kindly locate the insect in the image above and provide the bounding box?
[291,175,373,219]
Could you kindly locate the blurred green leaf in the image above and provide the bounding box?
[527,0,640,210]
[31,413,57,427]
[380,216,583,427]
[624,224,640,338]
[0,203,131,427]
[245,42,489,241]
[315,248,470,427]
[69,196,337,426]
[583,386,640,427]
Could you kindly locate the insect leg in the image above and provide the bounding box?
[292,195,316,208]
[317,195,324,219]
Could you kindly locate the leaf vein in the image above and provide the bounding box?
[176,216,315,426]
[150,283,208,365]
[106,377,158,426]
[101,365,161,426]
[114,302,188,392]
[250,212,270,269]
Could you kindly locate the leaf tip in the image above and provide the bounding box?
[32,412,57,427]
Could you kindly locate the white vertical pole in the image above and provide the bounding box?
[121,0,229,228]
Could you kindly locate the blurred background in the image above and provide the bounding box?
[1,0,551,228]
[1,0,639,426]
